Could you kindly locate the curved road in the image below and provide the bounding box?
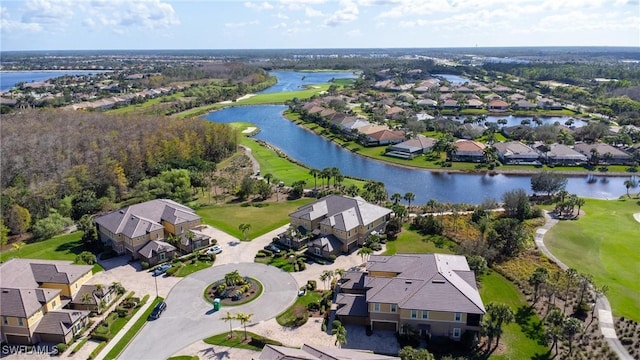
[119,262,298,360]
[535,211,632,360]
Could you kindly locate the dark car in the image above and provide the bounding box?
[148,301,167,320]
[264,244,281,253]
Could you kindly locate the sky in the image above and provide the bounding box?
[1,0,639,51]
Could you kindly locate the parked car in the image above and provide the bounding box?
[205,245,222,255]
[148,301,167,320]
[264,244,281,253]
[153,264,172,276]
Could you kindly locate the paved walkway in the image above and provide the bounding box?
[535,211,632,360]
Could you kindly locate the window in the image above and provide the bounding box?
[453,328,461,338]
[454,312,462,322]
[422,310,429,319]
[52,300,56,308]
[314,247,321,255]
[160,252,166,261]
[373,303,380,312]
[411,309,418,319]
[390,304,397,313]
[18,318,24,326]
[2,317,7,325]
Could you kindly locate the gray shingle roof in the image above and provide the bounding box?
[494,141,539,159]
[290,195,391,232]
[137,240,176,259]
[30,263,92,285]
[94,199,199,238]
[336,293,369,317]
[364,254,485,314]
[35,309,89,335]
[0,288,59,317]
[259,344,399,360]
[0,259,90,289]
[310,235,342,253]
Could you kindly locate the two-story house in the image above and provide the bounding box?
[288,195,392,258]
[336,254,485,341]
[0,259,92,345]
[94,199,210,264]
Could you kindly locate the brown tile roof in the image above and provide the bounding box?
[454,140,486,153]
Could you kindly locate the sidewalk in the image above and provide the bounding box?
[535,211,632,360]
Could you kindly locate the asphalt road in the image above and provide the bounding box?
[119,262,298,360]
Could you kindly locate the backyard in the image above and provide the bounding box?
[544,198,640,321]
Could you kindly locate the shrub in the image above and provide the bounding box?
[248,334,282,348]
[56,343,68,353]
[255,252,267,258]
[307,280,317,291]
[141,261,149,270]
[165,265,180,276]
[328,254,336,262]
[307,302,320,312]
[261,249,273,257]
[88,342,106,360]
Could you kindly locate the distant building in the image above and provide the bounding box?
[573,143,633,165]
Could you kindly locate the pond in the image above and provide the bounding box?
[432,73,472,85]
[205,104,630,205]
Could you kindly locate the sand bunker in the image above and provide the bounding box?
[242,126,257,134]
[634,213,640,223]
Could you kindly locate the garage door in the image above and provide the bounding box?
[38,333,64,344]
[372,321,396,332]
[5,334,31,345]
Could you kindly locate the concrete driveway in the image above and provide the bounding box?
[119,262,298,360]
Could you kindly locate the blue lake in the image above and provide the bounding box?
[0,70,107,92]
[433,74,472,85]
[260,71,358,93]
[205,104,631,204]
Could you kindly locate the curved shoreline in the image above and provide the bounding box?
[282,111,637,178]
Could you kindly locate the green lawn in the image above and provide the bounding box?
[196,199,314,240]
[1,232,103,272]
[480,270,550,360]
[103,296,162,360]
[544,198,640,321]
[276,290,323,326]
[384,225,455,255]
[174,260,214,277]
[203,331,282,351]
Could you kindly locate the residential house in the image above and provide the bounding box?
[416,99,438,108]
[474,85,491,93]
[484,93,502,102]
[94,199,209,263]
[492,85,512,93]
[574,143,633,165]
[508,93,526,102]
[0,259,92,345]
[275,225,313,250]
[336,254,485,340]
[513,99,537,110]
[487,99,509,112]
[451,140,486,162]
[442,99,458,109]
[289,195,392,257]
[455,123,485,140]
[385,106,405,120]
[259,343,399,360]
[538,98,563,110]
[386,135,436,159]
[365,129,406,146]
[537,143,588,165]
[70,285,117,313]
[465,99,484,109]
[493,141,541,165]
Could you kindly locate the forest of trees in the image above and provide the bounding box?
[1,109,238,237]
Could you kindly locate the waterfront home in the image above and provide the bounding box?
[336,254,485,340]
[289,195,392,257]
[493,141,541,165]
[513,99,538,110]
[0,259,93,345]
[455,123,485,140]
[365,129,406,146]
[487,99,509,112]
[537,143,588,165]
[573,142,633,165]
[538,98,563,110]
[451,140,486,162]
[94,199,210,262]
[385,135,436,159]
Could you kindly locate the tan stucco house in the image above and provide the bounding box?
[336,254,485,341]
[94,199,209,264]
[0,259,92,345]
[289,195,392,257]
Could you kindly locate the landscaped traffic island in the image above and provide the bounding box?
[204,270,263,306]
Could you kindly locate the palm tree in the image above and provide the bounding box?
[319,270,334,290]
[624,178,638,198]
[562,317,583,355]
[320,168,332,189]
[346,184,359,197]
[563,268,578,315]
[574,197,585,219]
[391,193,402,205]
[309,168,319,189]
[404,192,415,211]
[222,311,236,338]
[331,321,347,348]
[528,267,549,307]
[225,270,244,286]
[81,292,93,306]
[545,307,565,355]
[110,282,125,295]
[235,312,254,340]
[238,223,251,241]
[483,302,515,353]
[263,173,273,185]
[330,167,341,188]
[357,247,373,263]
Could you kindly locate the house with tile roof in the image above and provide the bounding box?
[493,141,541,165]
[336,254,485,340]
[386,135,436,159]
[289,195,392,257]
[487,99,509,112]
[536,143,588,165]
[259,343,399,360]
[451,140,486,162]
[0,259,92,345]
[573,142,633,165]
[94,199,209,264]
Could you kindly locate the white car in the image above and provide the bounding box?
[205,245,222,255]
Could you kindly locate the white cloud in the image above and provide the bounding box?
[244,2,274,11]
[324,0,359,26]
[279,0,326,11]
[305,6,324,17]
[224,20,260,28]
[1,6,43,33]
[79,0,179,32]
[274,12,289,19]
[22,0,74,26]
[271,22,287,29]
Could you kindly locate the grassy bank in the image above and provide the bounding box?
[545,198,640,321]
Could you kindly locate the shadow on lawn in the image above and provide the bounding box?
[55,238,87,256]
[516,306,548,346]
